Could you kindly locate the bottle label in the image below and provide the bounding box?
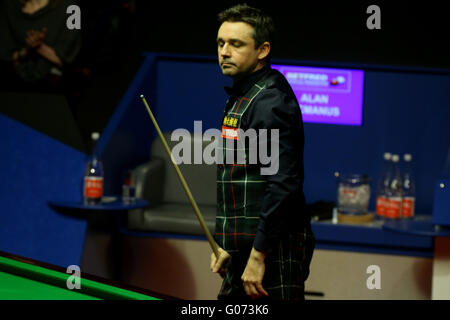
[84,176,103,199]
[376,196,386,216]
[385,197,402,219]
[402,197,415,218]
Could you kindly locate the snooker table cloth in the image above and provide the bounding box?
[0,251,174,300]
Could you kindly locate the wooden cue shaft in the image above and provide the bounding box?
[140,95,220,259]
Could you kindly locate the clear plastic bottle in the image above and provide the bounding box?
[83,132,104,205]
[376,152,392,219]
[385,154,403,219]
[401,153,416,218]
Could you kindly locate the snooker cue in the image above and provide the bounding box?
[140,94,220,259]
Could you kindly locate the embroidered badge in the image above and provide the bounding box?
[221,126,239,140]
[221,115,240,140]
[222,116,240,128]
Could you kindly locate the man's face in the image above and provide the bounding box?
[217,21,263,79]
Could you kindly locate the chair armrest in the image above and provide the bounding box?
[131,156,165,207]
[127,157,165,229]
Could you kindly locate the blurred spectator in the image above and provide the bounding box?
[0,0,82,94]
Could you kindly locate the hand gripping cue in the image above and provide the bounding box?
[140,94,220,259]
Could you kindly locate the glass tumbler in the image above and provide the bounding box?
[337,174,371,215]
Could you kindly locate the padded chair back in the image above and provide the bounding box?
[150,132,217,206]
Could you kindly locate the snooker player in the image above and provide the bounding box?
[210,4,315,301]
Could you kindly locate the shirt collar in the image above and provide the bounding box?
[224,65,271,96]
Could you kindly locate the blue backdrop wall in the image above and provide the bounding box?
[100,52,450,216]
[0,114,87,267]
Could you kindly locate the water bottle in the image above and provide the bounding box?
[385,154,403,219]
[402,153,416,218]
[376,152,392,219]
[83,132,104,205]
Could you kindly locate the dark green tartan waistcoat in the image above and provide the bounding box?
[215,80,268,255]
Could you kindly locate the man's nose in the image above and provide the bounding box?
[220,43,231,57]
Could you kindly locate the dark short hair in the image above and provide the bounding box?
[217,4,275,49]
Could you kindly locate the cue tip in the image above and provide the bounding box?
[140,94,144,99]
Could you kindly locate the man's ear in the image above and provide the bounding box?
[257,41,271,60]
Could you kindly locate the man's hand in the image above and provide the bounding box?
[25,28,47,49]
[242,248,269,299]
[12,48,28,64]
[210,246,231,279]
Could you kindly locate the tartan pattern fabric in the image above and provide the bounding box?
[215,80,267,254]
[215,68,314,300]
[218,231,315,301]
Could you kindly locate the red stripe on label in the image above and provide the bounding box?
[221,126,239,140]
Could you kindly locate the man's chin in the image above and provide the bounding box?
[221,68,235,77]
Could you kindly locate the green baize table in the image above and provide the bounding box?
[0,251,171,300]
